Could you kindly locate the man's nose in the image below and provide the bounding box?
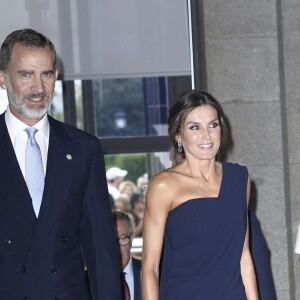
[31,76,44,93]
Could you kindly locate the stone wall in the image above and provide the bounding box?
[199,0,300,298]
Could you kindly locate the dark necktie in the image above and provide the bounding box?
[120,272,131,300]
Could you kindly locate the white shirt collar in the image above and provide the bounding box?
[124,256,133,276]
[5,105,49,139]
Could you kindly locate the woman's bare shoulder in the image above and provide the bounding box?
[146,168,181,207]
[149,167,181,189]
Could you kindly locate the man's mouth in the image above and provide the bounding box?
[26,93,49,102]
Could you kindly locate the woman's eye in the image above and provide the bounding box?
[210,122,220,128]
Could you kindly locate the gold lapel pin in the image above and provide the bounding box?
[66,154,72,160]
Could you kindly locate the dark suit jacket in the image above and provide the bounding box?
[0,114,121,300]
[132,257,142,300]
[249,211,277,300]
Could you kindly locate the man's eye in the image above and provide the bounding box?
[20,72,31,78]
[43,72,54,78]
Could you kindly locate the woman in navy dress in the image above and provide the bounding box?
[141,90,258,299]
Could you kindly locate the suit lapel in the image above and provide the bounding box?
[0,114,36,226]
[27,116,76,260]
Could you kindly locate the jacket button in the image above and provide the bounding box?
[21,266,27,273]
[51,267,58,274]
[4,238,12,244]
[61,236,67,242]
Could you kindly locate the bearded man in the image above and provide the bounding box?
[0,28,121,300]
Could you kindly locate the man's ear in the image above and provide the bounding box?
[54,69,59,80]
[0,71,7,89]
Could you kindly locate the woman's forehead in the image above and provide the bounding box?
[184,105,218,122]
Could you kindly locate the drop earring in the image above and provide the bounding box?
[177,141,183,153]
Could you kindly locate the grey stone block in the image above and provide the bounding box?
[286,101,300,163]
[265,229,290,292]
[205,37,280,102]
[246,164,286,229]
[289,163,300,233]
[276,289,292,300]
[283,35,300,100]
[281,0,300,34]
[203,0,277,38]
[294,255,300,300]
[221,101,283,165]
[289,163,300,299]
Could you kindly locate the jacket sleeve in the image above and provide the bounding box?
[79,139,121,300]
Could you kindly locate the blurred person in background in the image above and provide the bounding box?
[106,167,128,200]
[136,173,148,194]
[115,193,131,213]
[119,180,138,199]
[130,193,145,237]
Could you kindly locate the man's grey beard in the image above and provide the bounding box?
[7,88,52,120]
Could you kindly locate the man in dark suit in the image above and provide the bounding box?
[249,210,277,299]
[0,28,121,299]
[112,210,142,300]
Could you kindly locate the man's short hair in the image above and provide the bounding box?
[112,210,135,235]
[0,28,56,71]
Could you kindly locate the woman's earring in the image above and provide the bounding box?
[177,141,183,153]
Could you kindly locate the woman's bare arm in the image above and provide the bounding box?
[141,173,172,300]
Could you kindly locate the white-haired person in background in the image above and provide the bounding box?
[106,167,128,200]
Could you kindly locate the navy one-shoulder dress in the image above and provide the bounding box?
[159,162,248,300]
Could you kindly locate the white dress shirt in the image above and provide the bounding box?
[295,224,300,254]
[124,256,134,300]
[5,106,49,177]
